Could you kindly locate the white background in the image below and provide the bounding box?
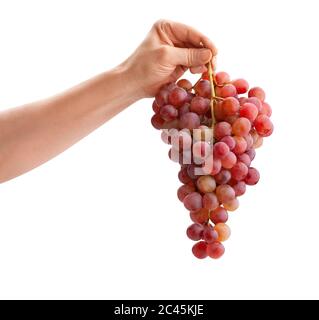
[0,0,318,300]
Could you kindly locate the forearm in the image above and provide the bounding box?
[0,64,141,183]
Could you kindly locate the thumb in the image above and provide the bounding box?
[170,47,212,67]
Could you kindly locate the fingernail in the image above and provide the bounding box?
[199,49,212,62]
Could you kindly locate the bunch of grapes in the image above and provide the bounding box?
[151,66,273,259]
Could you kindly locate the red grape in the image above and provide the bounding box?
[210,207,228,224]
[203,193,219,211]
[239,103,258,122]
[245,167,260,185]
[230,161,248,181]
[207,242,225,259]
[215,72,230,85]
[186,223,204,241]
[213,142,230,159]
[248,87,265,101]
[183,192,203,211]
[232,117,251,136]
[177,183,196,202]
[220,136,236,150]
[160,105,178,121]
[190,208,209,224]
[214,169,231,185]
[232,78,249,94]
[214,121,232,140]
[232,181,246,196]
[168,87,187,107]
[202,225,218,243]
[177,79,192,91]
[196,175,216,193]
[222,97,240,116]
[254,115,274,137]
[194,80,211,98]
[219,84,237,98]
[216,185,235,203]
[192,241,208,259]
[214,223,231,242]
[221,151,237,169]
[179,112,200,130]
[190,96,210,115]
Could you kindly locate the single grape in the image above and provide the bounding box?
[202,225,218,243]
[177,183,196,202]
[232,181,246,196]
[194,80,211,98]
[223,198,239,211]
[232,78,249,94]
[155,89,169,107]
[207,241,225,259]
[233,136,247,155]
[246,148,256,161]
[208,156,222,175]
[219,84,237,98]
[213,142,230,159]
[237,153,251,166]
[221,151,237,169]
[245,167,260,185]
[168,87,187,107]
[232,117,251,136]
[179,103,190,117]
[214,169,231,185]
[186,223,204,241]
[178,166,192,184]
[222,97,240,116]
[215,72,230,85]
[210,206,228,224]
[162,119,179,130]
[254,115,274,137]
[216,185,235,203]
[196,175,216,193]
[224,115,238,125]
[192,241,208,259]
[246,97,262,112]
[202,192,219,211]
[248,87,265,101]
[152,100,160,113]
[214,223,231,242]
[151,114,165,130]
[177,79,192,91]
[190,208,209,224]
[190,96,210,115]
[214,121,232,140]
[220,136,236,150]
[179,112,200,130]
[245,134,254,149]
[260,102,272,117]
[230,161,248,181]
[183,192,203,211]
[239,103,258,122]
[160,104,178,121]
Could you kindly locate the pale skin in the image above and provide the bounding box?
[0,20,217,183]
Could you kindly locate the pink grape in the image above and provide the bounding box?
[213,142,230,159]
[186,223,204,241]
[245,167,260,185]
[151,114,165,130]
[237,153,251,166]
[222,97,240,116]
[155,89,169,107]
[178,166,192,184]
[260,102,272,117]
[177,79,192,91]
[216,185,235,203]
[190,208,209,224]
[207,242,225,259]
[239,103,258,122]
[249,87,265,101]
[233,136,248,155]
[210,207,228,224]
[254,115,274,137]
[221,151,237,169]
[190,96,210,115]
[202,225,218,244]
[230,161,249,181]
[232,78,249,94]
[214,121,232,140]
[168,87,187,107]
[232,117,251,136]
[179,112,200,130]
[219,84,237,98]
[220,136,236,150]
[232,181,246,196]
[203,193,219,211]
[194,80,211,98]
[152,101,160,113]
[214,169,231,185]
[183,192,203,211]
[215,72,230,85]
[177,183,196,202]
[160,105,178,121]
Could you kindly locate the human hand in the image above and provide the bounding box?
[122,20,217,98]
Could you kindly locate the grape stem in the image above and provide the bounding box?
[207,61,216,132]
